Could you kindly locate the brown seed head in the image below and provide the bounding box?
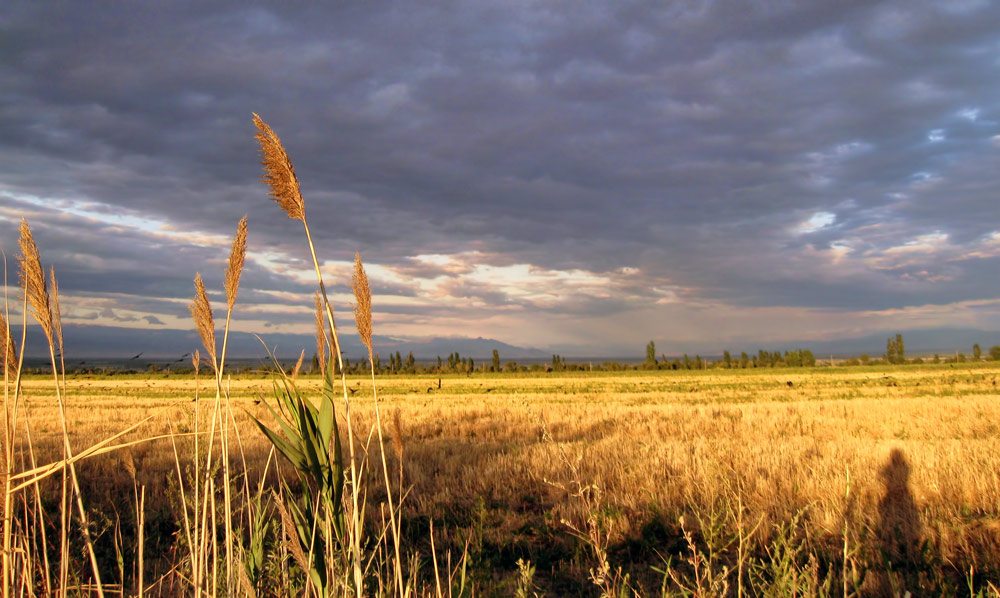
[17,219,53,346]
[252,113,305,221]
[50,265,64,357]
[225,215,248,309]
[0,309,16,377]
[122,449,137,481]
[189,274,217,366]
[351,252,373,358]
[314,291,326,376]
[292,349,304,381]
[275,496,310,574]
[191,349,200,376]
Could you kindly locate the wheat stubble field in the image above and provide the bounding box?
[16,364,1000,596]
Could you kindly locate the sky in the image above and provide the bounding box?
[2,1,1000,356]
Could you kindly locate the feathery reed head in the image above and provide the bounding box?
[50,265,64,355]
[189,273,217,365]
[192,349,200,376]
[122,449,137,481]
[276,496,310,575]
[17,219,53,345]
[314,290,326,376]
[292,349,304,381]
[351,252,373,357]
[225,215,248,309]
[252,113,304,221]
[0,309,16,377]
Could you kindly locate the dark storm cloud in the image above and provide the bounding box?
[2,0,1000,350]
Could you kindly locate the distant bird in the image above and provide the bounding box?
[130,352,143,360]
[347,387,358,395]
[786,381,794,387]
[78,361,86,365]
[180,353,190,358]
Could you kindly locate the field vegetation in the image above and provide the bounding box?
[9,365,1000,597]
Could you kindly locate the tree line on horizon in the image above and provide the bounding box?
[17,334,1000,376]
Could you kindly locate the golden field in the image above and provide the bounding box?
[14,363,1000,596]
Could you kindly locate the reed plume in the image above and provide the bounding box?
[292,349,304,381]
[17,219,53,346]
[0,310,14,377]
[252,113,304,221]
[191,349,200,375]
[225,215,248,309]
[50,266,64,361]
[352,252,373,359]
[189,274,217,366]
[275,497,310,579]
[314,291,326,376]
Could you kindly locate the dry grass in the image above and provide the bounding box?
[13,365,1000,594]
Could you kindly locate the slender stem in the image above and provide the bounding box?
[15,312,48,596]
[2,255,11,598]
[166,421,196,593]
[198,333,222,595]
[301,218,364,593]
[137,485,145,598]
[192,363,200,594]
[47,342,104,598]
[368,357,403,595]
[219,308,235,594]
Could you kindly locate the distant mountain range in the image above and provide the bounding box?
[11,323,1000,362]
[13,324,549,361]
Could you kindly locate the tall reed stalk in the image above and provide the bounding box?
[353,253,405,597]
[187,215,248,597]
[253,112,366,593]
[17,219,104,598]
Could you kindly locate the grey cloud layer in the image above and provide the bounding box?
[2,1,1000,348]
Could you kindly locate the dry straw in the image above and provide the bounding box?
[225,215,248,309]
[17,219,52,345]
[390,409,404,462]
[351,252,373,359]
[189,274,217,366]
[252,113,304,221]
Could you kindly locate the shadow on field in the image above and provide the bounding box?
[870,448,924,597]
